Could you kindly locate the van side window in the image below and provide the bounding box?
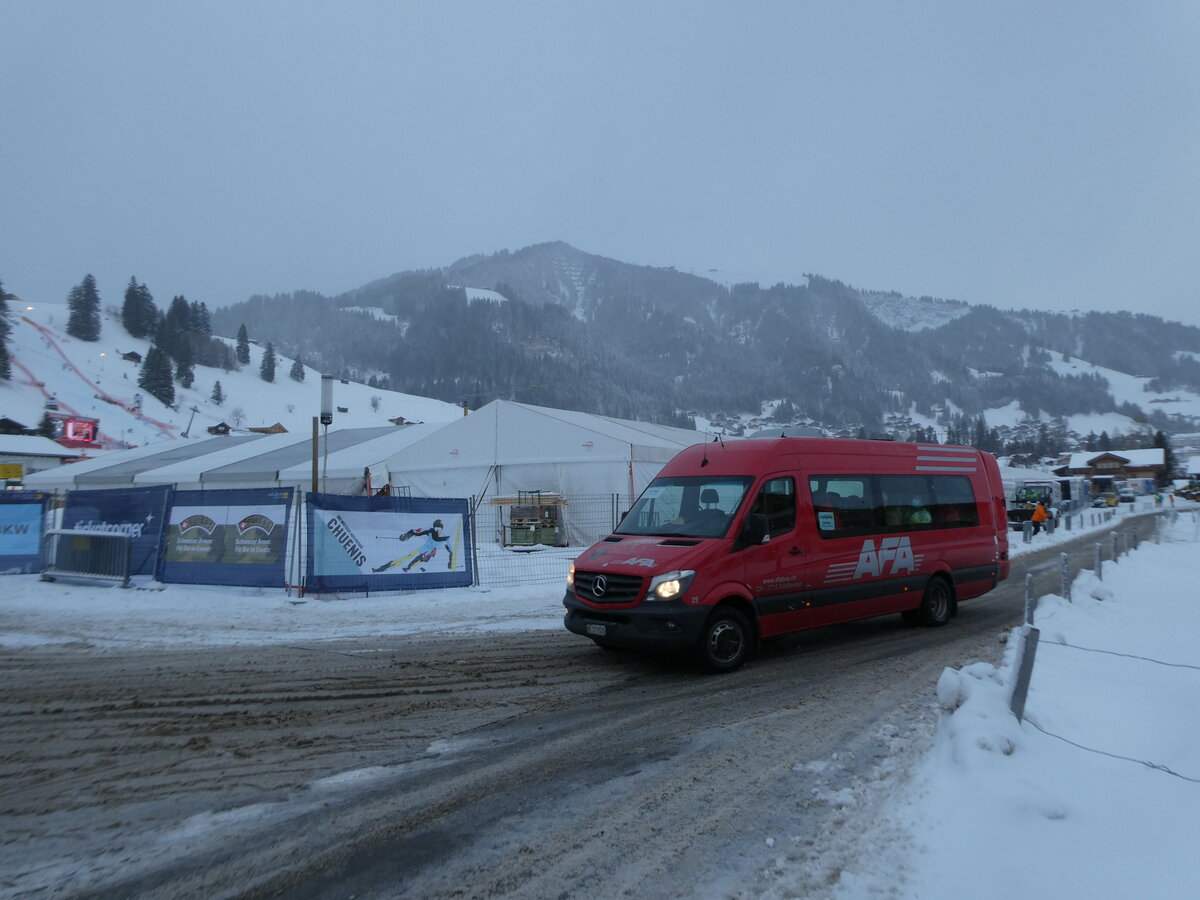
[750,477,796,538]
[931,475,979,527]
[808,476,872,535]
[879,475,934,528]
[812,474,979,537]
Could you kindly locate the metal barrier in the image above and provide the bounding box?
[42,528,132,587]
[471,493,629,586]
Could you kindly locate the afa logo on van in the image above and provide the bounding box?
[824,537,925,584]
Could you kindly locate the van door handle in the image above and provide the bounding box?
[789,547,803,555]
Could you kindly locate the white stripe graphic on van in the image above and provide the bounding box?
[915,465,977,472]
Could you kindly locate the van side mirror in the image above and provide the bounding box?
[741,513,769,547]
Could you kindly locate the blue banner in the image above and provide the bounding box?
[61,485,172,576]
[0,491,49,574]
[159,488,294,587]
[306,493,473,593]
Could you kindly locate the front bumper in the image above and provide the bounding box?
[563,589,710,651]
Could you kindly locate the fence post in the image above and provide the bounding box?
[1009,624,1040,724]
[1022,520,1033,544]
[1095,542,1103,580]
[1111,531,1119,562]
[1024,572,1035,624]
[1060,552,1071,602]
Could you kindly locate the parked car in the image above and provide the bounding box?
[1092,492,1118,508]
[1118,490,1136,504]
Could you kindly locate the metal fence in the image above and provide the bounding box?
[471,493,630,586]
[1009,509,1196,719]
[41,528,132,587]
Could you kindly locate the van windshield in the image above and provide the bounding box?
[617,476,753,538]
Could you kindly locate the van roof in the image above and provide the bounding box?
[659,438,985,478]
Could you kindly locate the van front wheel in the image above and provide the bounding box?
[697,608,751,673]
[918,577,953,626]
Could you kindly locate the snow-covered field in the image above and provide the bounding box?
[1,502,1196,898]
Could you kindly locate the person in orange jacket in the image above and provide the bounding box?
[1031,501,1049,535]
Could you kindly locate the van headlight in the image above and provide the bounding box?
[566,562,575,588]
[647,570,696,601]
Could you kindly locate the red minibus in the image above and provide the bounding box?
[564,438,1010,672]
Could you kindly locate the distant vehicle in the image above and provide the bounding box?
[1092,492,1118,508]
[1118,490,1136,503]
[1007,480,1060,531]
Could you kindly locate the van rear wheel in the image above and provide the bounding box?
[697,608,751,673]
[918,576,953,626]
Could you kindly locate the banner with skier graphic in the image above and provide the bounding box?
[305,493,472,593]
[159,488,293,587]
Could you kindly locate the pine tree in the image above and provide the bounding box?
[121,277,140,335]
[176,358,195,389]
[260,342,276,382]
[1154,430,1177,486]
[211,380,225,405]
[67,274,102,341]
[38,412,57,437]
[121,277,157,338]
[189,300,211,335]
[137,345,175,407]
[289,357,305,382]
[0,278,12,380]
[236,324,251,365]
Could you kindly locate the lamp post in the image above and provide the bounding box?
[313,375,334,492]
[181,405,199,438]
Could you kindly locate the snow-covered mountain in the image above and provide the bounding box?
[1,297,462,453]
[219,242,1200,446]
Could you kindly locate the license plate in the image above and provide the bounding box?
[585,623,607,637]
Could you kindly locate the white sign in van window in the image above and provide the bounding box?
[817,511,837,531]
[642,486,665,500]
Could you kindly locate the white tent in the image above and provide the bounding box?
[383,400,714,544]
[23,403,713,546]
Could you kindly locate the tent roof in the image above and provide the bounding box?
[275,422,444,482]
[199,426,399,484]
[0,434,84,459]
[22,435,265,488]
[21,425,447,490]
[385,400,711,473]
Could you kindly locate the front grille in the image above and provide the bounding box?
[574,570,644,604]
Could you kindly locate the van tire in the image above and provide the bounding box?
[697,607,751,673]
[918,576,953,626]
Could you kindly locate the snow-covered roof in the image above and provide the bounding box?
[1065,449,1165,470]
[0,434,83,459]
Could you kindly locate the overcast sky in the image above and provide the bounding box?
[3,1,1198,326]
